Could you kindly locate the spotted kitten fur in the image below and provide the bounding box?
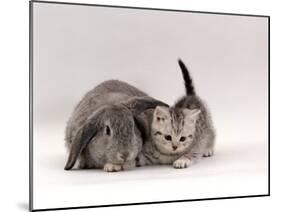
[137,59,215,169]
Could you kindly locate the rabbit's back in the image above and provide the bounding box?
[77,80,147,110]
[65,80,148,146]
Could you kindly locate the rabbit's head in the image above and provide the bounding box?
[64,96,168,170]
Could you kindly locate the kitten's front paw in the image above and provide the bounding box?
[103,163,123,172]
[203,148,214,157]
[173,158,192,169]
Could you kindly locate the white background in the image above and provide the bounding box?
[32,1,268,210]
[0,0,278,212]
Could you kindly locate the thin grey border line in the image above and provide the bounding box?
[31,0,269,18]
[29,1,34,211]
[268,15,270,196]
[29,0,270,211]
[32,195,269,212]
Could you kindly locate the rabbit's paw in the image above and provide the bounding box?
[103,163,123,172]
[122,161,136,170]
[135,154,147,167]
[173,158,192,169]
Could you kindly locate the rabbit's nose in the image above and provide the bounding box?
[117,152,129,162]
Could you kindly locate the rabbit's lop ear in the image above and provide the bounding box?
[123,96,169,116]
[64,118,101,170]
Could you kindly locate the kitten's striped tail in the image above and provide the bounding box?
[178,59,195,96]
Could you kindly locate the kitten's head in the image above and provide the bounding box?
[151,106,200,155]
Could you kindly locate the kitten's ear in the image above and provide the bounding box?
[154,106,170,121]
[183,108,201,123]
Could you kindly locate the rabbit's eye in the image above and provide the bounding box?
[106,126,111,136]
[179,136,186,142]
[165,135,172,141]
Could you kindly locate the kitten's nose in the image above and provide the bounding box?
[172,145,178,150]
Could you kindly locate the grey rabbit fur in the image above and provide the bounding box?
[64,80,168,172]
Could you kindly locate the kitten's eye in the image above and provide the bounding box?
[155,131,162,136]
[165,135,172,141]
[106,126,111,136]
[156,117,165,122]
[179,136,186,142]
[188,135,193,139]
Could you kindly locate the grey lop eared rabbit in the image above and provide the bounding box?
[137,60,215,168]
[64,80,168,172]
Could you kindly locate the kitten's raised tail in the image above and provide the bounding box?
[178,59,195,96]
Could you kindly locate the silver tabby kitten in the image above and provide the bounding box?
[137,59,215,169]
